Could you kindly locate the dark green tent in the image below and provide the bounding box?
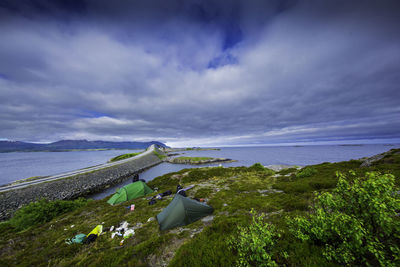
[107,181,153,205]
[156,194,214,230]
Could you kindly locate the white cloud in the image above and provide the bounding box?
[0,1,399,145]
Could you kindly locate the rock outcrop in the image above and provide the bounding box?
[166,157,236,165]
[360,148,400,167]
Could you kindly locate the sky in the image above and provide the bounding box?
[0,0,399,147]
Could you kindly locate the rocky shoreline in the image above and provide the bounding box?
[165,157,237,165]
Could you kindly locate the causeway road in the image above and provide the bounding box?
[0,145,156,193]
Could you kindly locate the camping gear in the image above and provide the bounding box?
[176,184,183,193]
[114,221,129,234]
[121,221,129,229]
[161,190,172,197]
[84,234,97,244]
[182,185,195,191]
[87,225,103,237]
[132,173,139,182]
[177,190,186,197]
[83,224,103,244]
[107,181,153,205]
[130,204,135,211]
[177,185,195,197]
[123,229,135,239]
[110,221,136,241]
[156,194,214,230]
[65,233,87,245]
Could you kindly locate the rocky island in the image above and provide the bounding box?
[165,156,237,165]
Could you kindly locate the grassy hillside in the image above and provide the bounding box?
[0,149,399,266]
[109,152,142,162]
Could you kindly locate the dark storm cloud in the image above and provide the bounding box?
[0,0,399,146]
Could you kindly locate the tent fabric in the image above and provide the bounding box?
[107,181,153,205]
[156,194,214,230]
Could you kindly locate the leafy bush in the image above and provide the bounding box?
[296,167,317,178]
[288,171,400,266]
[249,163,266,171]
[229,209,282,266]
[10,198,87,230]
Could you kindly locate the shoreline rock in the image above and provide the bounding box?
[359,148,400,167]
[166,157,237,165]
[264,165,302,171]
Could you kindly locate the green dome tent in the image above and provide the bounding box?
[107,181,153,205]
[156,194,214,230]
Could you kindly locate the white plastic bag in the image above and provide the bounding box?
[123,229,135,239]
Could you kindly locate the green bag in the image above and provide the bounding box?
[66,233,87,245]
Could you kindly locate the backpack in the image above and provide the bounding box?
[83,234,97,244]
[65,233,86,245]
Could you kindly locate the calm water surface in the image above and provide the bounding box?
[89,144,399,199]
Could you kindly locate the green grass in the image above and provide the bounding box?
[109,152,142,162]
[153,151,167,160]
[0,149,399,266]
[9,176,45,185]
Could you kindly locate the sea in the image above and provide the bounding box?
[0,144,398,199]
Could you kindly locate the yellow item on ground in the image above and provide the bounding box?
[87,225,103,237]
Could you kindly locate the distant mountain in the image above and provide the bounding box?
[0,140,168,152]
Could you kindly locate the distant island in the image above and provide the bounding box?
[0,140,168,152]
[166,156,237,165]
[166,147,221,152]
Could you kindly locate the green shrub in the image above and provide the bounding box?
[229,209,282,266]
[9,198,87,230]
[309,179,337,190]
[249,163,266,171]
[273,181,312,193]
[288,171,400,266]
[296,167,317,178]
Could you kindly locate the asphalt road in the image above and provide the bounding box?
[0,145,156,193]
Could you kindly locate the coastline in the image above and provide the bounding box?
[0,148,165,220]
